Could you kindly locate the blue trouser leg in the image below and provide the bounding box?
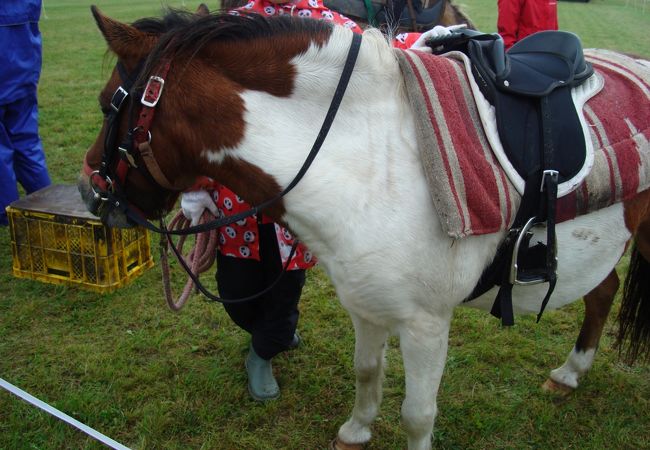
[0,107,19,225]
[7,93,50,193]
[0,93,50,225]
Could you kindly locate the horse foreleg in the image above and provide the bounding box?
[543,269,619,394]
[399,313,452,450]
[334,314,389,449]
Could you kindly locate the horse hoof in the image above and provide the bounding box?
[541,378,574,395]
[329,438,365,450]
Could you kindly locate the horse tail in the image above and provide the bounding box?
[616,244,650,363]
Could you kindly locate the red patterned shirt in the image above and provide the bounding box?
[230,0,419,48]
[192,177,316,270]
[230,0,363,33]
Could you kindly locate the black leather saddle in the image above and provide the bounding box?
[324,0,446,32]
[428,30,595,325]
[429,29,594,185]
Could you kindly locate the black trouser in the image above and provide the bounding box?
[216,223,305,360]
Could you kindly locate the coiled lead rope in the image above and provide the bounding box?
[160,209,218,311]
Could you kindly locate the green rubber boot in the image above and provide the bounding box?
[245,346,280,401]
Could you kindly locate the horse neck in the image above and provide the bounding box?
[223,28,421,252]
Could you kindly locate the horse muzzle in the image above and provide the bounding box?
[77,173,134,229]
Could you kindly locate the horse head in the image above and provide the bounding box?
[79,7,193,227]
[79,6,337,228]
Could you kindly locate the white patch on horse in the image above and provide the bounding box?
[549,347,597,389]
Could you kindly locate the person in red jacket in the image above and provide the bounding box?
[497,0,558,49]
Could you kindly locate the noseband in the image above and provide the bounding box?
[85,32,363,236]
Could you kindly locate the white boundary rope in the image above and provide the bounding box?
[0,378,130,450]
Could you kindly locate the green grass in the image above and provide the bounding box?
[1,0,649,449]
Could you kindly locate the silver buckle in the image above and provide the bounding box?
[540,169,559,192]
[141,76,165,107]
[110,86,129,112]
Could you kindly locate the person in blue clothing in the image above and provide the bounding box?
[0,0,51,226]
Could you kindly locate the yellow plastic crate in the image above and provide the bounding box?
[7,185,154,293]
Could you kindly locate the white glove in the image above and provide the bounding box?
[409,24,467,54]
[180,190,219,226]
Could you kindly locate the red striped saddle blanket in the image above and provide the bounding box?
[396,48,650,238]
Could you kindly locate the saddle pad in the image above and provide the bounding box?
[396,48,650,238]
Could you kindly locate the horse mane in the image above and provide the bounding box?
[133,10,334,87]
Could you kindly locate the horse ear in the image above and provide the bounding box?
[90,5,157,61]
[196,3,210,16]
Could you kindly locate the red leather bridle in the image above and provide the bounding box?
[83,58,185,221]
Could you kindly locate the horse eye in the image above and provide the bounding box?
[100,106,112,117]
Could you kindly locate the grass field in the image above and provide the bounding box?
[1,0,649,449]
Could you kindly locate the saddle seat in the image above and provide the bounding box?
[470,30,593,98]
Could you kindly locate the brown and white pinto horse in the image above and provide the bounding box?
[79,7,650,450]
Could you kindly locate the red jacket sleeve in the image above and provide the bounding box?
[497,0,523,49]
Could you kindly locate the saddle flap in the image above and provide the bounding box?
[495,86,587,183]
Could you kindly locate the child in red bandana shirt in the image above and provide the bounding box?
[181,175,313,402]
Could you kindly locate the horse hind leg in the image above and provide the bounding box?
[543,269,619,394]
[544,212,650,394]
[333,315,389,450]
